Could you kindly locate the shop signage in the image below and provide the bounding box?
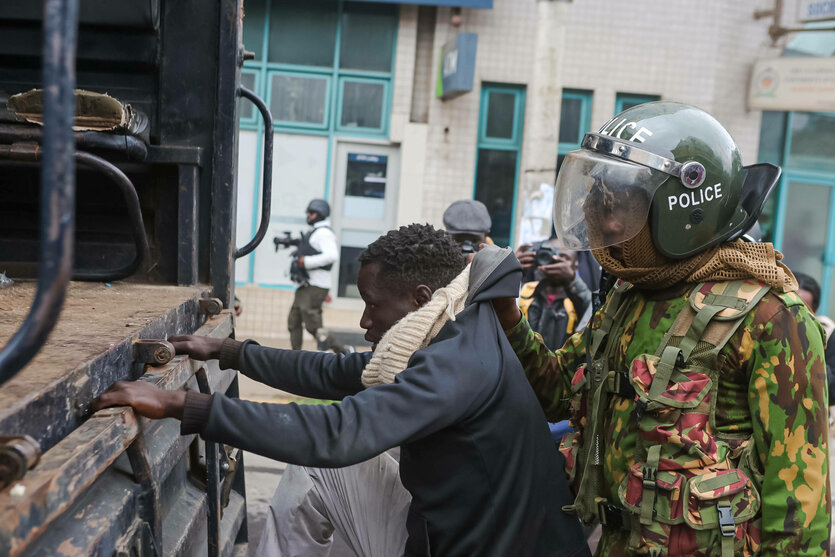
[353,0,492,8]
[748,57,835,112]
[797,0,835,22]
[436,33,478,101]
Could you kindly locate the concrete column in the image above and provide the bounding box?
[516,0,572,246]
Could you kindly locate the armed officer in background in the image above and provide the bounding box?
[280,199,340,351]
[491,102,829,555]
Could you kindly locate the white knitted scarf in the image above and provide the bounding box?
[361,264,471,387]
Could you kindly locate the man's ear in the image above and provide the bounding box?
[414,284,433,307]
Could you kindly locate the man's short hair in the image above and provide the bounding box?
[795,271,821,311]
[359,224,466,291]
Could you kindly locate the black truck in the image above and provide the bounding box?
[0,0,273,555]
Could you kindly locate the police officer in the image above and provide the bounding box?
[492,102,829,555]
[288,199,339,351]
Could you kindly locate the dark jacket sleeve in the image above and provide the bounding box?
[198,345,480,467]
[230,339,369,400]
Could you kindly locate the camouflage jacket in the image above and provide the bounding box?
[506,281,830,555]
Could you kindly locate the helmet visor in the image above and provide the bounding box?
[553,149,670,251]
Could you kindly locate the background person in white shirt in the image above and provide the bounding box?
[288,199,340,351]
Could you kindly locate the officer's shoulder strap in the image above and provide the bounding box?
[655,280,771,364]
[305,225,333,243]
[589,280,633,359]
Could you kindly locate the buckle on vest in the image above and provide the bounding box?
[596,498,625,529]
[642,466,657,490]
[717,502,735,536]
[610,369,636,400]
[634,399,648,419]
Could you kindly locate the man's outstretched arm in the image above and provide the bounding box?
[169,335,368,400]
[93,345,475,468]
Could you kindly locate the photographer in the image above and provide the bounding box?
[516,240,592,351]
[442,199,493,254]
[277,199,340,351]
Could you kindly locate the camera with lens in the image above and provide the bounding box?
[459,240,478,255]
[273,231,300,252]
[534,243,559,267]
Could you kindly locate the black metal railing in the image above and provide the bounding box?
[0,0,79,385]
[234,86,273,259]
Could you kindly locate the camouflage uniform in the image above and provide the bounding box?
[507,279,830,555]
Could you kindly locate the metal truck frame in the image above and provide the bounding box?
[0,0,273,555]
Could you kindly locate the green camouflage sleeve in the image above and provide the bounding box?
[747,301,831,554]
[505,316,587,422]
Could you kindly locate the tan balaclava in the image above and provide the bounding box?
[593,224,798,292]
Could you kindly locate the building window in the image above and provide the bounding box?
[474,84,526,248]
[240,0,397,137]
[556,89,592,173]
[238,70,259,124]
[615,92,661,114]
[757,110,835,316]
[338,78,388,132]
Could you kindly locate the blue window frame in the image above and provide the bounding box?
[473,84,526,248]
[758,110,835,316]
[336,76,390,135]
[615,92,660,114]
[237,0,399,284]
[238,70,260,126]
[241,0,397,138]
[557,89,592,171]
[267,69,332,130]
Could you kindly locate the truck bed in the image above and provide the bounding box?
[0,281,245,556]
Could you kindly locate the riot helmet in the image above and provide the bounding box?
[553,102,780,259]
[306,199,331,219]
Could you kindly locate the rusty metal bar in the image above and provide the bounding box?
[0,407,139,557]
[0,124,148,161]
[234,86,273,259]
[0,0,79,385]
[195,367,221,557]
[73,150,152,280]
[0,146,154,281]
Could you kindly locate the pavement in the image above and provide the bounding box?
[236,337,309,555]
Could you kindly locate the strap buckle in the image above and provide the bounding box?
[596,498,624,529]
[717,501,735,536]
[641,465,658,492]
[609,369,636,400]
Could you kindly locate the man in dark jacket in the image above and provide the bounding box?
[94,224,588,557]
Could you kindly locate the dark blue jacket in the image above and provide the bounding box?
[199,247,588,557]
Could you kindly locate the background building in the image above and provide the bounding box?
[234,0,835,341]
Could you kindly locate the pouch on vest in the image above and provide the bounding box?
[559,365,591,489]
[614,280,769,557]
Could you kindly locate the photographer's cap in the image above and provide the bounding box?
[443,200,491,235]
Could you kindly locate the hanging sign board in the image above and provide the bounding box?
[797,0,835,22]
[353,0,492,7]
[748,57,835,112]
[436,33,478,101]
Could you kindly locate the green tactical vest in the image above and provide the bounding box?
[560,279,771,557]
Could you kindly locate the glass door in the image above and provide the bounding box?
[331,142,400,298]
[774,173,835,316]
